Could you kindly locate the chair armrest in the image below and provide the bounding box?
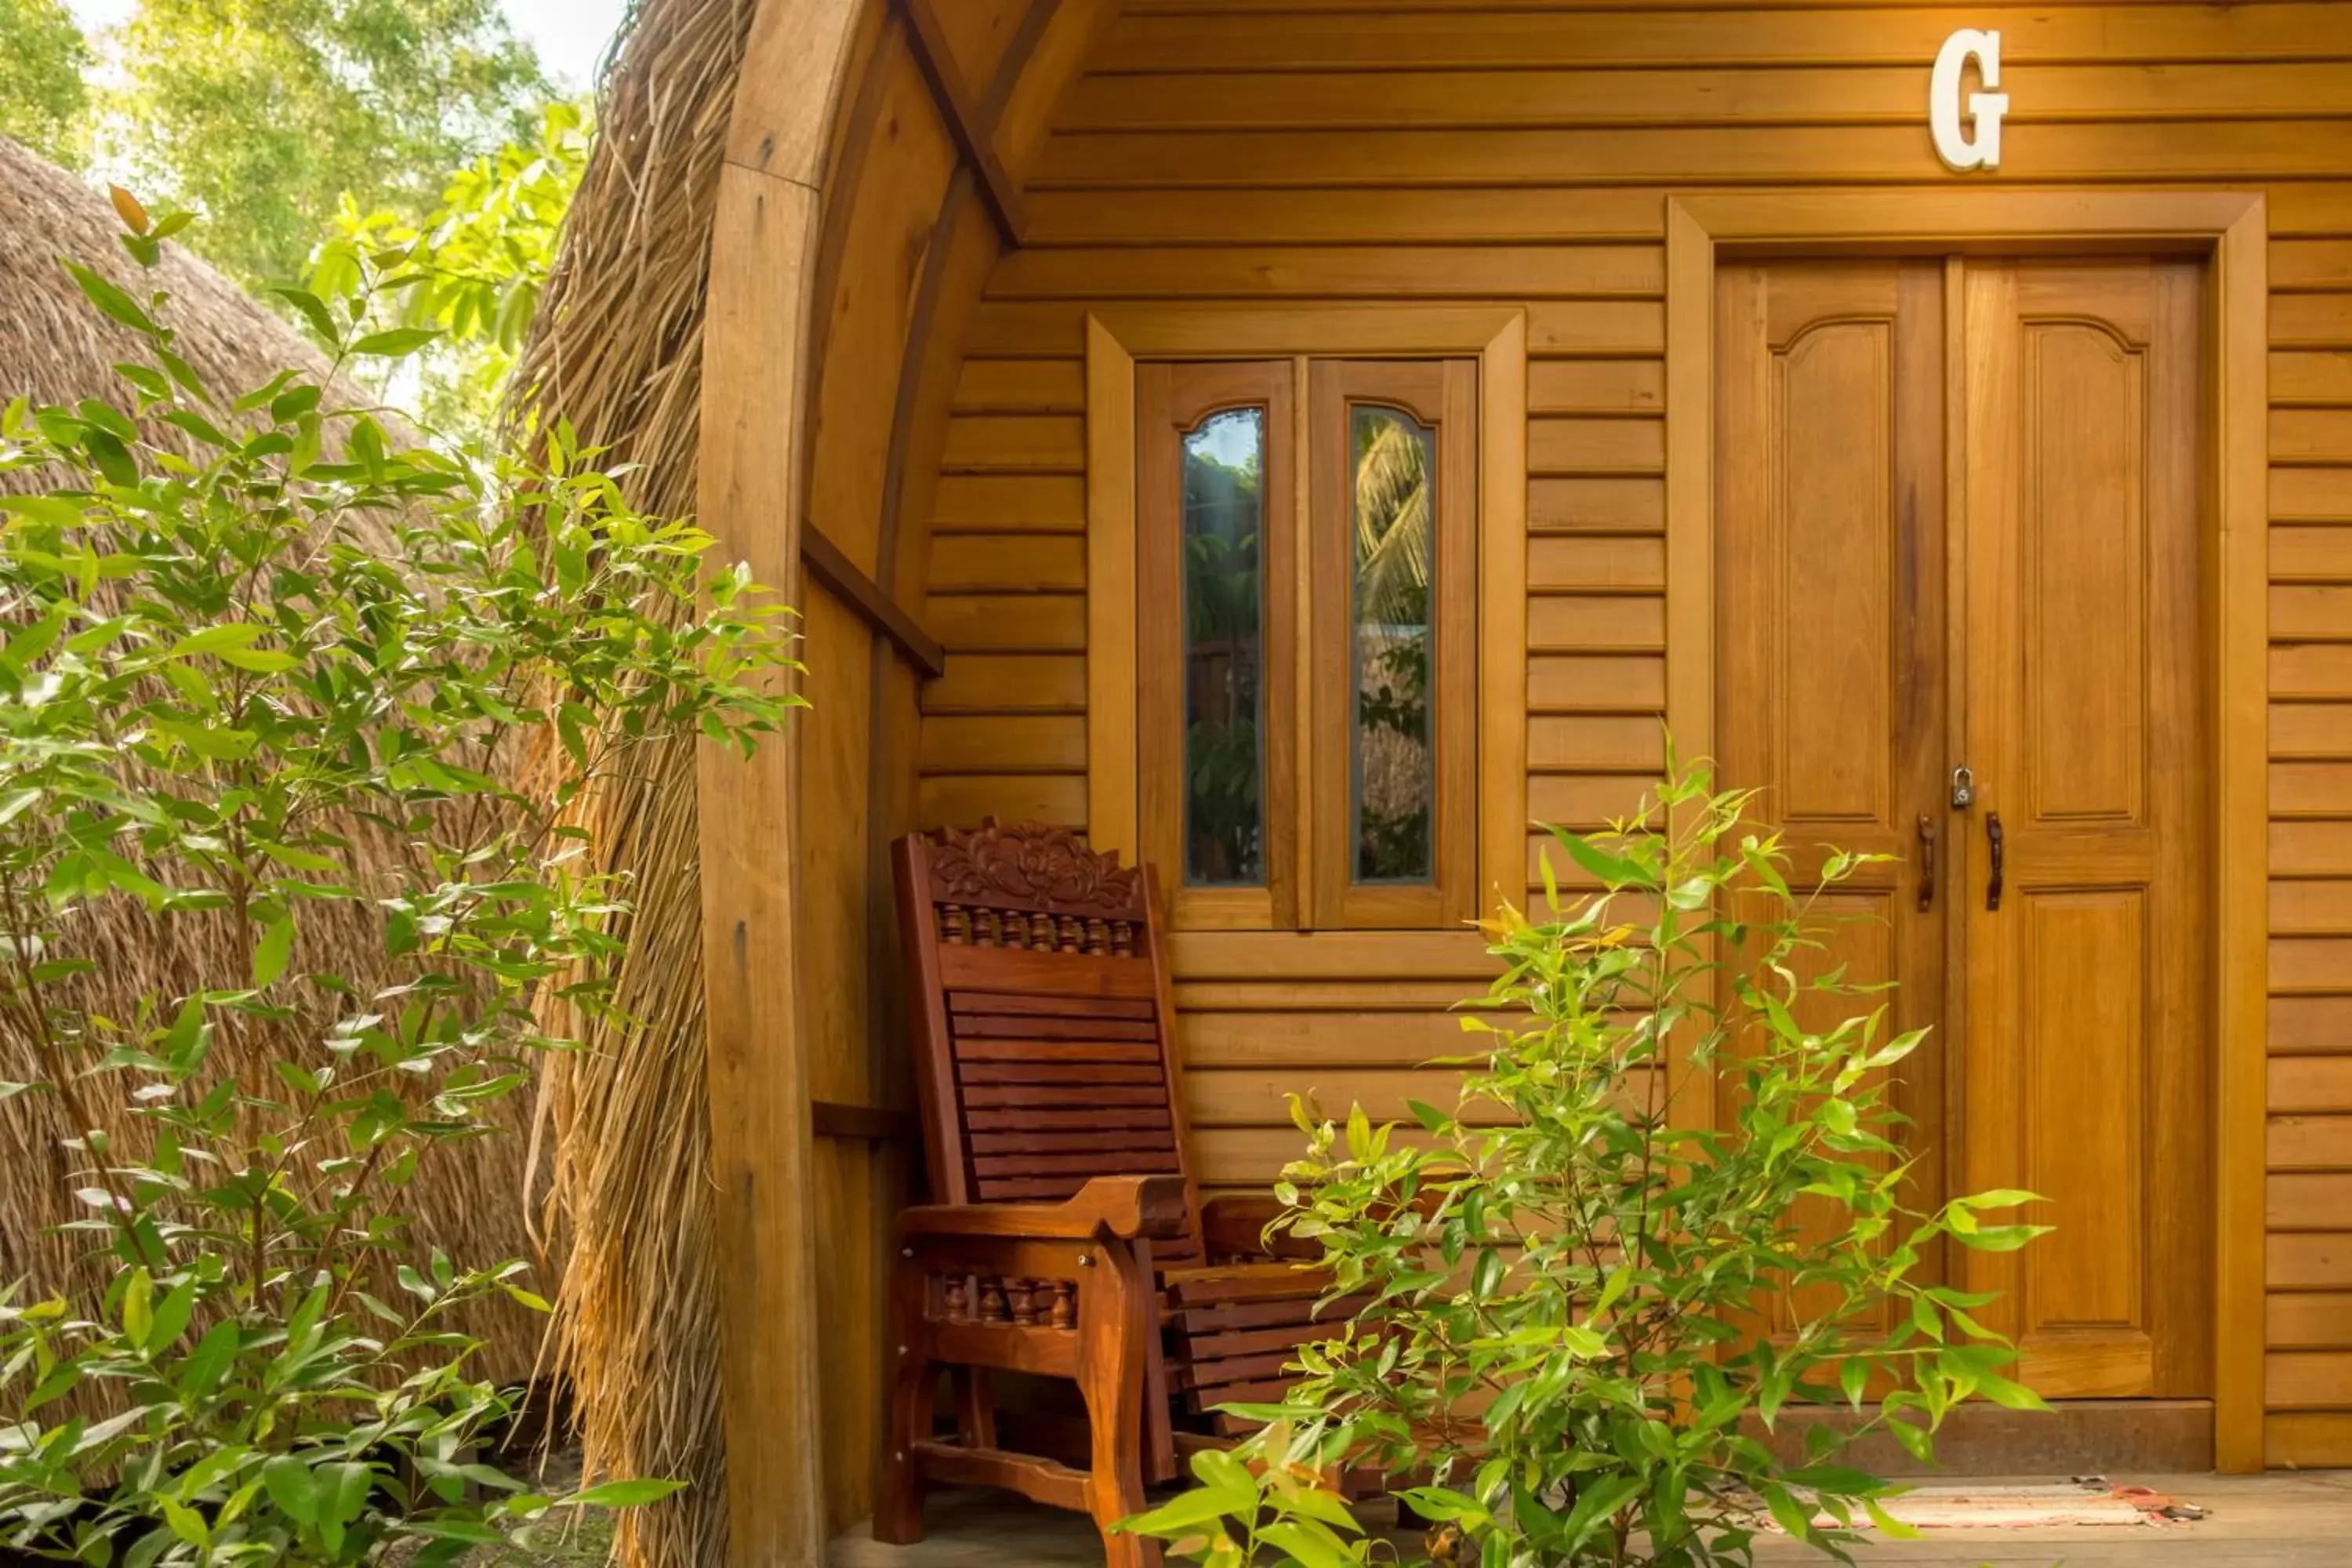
[898,1174,1190,1243]
[1199,1192,1322,1261]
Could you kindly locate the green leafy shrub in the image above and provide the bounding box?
[1124,752,2049,1566]
[0,194,798,1563]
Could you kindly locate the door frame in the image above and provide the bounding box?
[1663,191,2269,1470]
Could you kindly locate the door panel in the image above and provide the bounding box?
[1715,260,1951,1310]
[1716,256,2214,1408]
[1958,260,2213,1399]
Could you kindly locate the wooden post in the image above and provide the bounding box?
[697,1,865,1562]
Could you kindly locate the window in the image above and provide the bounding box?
[1139,358,1476,931]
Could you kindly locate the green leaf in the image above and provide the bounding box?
[160,1498,210,1549]
[216,645,300,673]
[1392,1488,1489,1526]
[1972,1371,2049,1412]
[273,289,340,343]
[1548,826,1641,887]
[1113,1487,1241,1537]
[1188,1446,1260,1516]
[320,1461,373,1554]
[121,1265,154,1345]
[181,1319,239,1394]
[1886,1417,1935,1465]
[64,260,159,336]
[1952,1223,2051,1254]
[350,327,442,357]
[263,1455,319,1527]
[170,622,264,658]
[1257,1521,1355,1568]
[83,427,138,485]
[146,1275,198,1353]
[253,909,296,989]
[1956,1188,2044,1210]
[1762,1486,1817,1544]
[566,1479,688,1509]
[1839,1355,1868,1410]
[0,493,87,528]
[1862,1496,1924,1541]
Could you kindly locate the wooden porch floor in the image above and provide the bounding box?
[830,1472,2352,1566]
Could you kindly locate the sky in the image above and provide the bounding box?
[66,0,634,91]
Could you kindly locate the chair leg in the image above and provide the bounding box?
[1077,1243,1161,1568]
[875,1265,935,1546]
[953,1366,997,1450]
[875,1342,937,1544]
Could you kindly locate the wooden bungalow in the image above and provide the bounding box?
[516,2,2352,1562]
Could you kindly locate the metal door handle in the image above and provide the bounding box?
[1917,815,1937,912]
[1986,811,2005,911]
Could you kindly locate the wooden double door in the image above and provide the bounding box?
[1715,257,2214,1401]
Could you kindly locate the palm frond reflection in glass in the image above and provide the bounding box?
[1348,403,1436,884]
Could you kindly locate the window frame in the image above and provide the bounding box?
[1308,358,1479,931]
[1087,308,1527,936]
[1136,361,1299,932]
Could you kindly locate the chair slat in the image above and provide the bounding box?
[971,1150,1184,1178]
[951,1014,1163,1042]
[938,946,1156,999]
[966,1108,1174,1133]
[950,992,1160,1022]
[970,1130,1183,1156]
[962,1084,1172,1109]
[951,1040,1164,1064]
[956,1062,1167,1087]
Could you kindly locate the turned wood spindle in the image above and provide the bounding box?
[978,1276,1008,1323]
[1005,1278,1036,1325]
[1049,1279,1076,1330]
[943,1275,969,1323]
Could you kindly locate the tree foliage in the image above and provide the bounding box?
[0,197,799,1563]
[1123,753,2051,1566]
[0,0,90,165]
[307,100,592,437]
[96,0,549,288]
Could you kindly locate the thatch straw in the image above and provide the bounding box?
[0,134,545,1394]
[506,2,761,1564]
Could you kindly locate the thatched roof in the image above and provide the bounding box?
[0,136,332,479]
[507,1,757,1563]
[0,134,545,1388]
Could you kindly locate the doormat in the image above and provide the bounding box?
[1813,1481,2192,1530]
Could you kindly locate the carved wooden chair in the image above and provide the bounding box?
[875,822,1354,1566]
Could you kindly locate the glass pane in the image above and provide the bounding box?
[1181,408,1267,887]
[1348,403,1436,884]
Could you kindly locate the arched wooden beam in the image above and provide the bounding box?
[695,1,869,1562]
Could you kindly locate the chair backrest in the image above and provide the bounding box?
[894,821,1204,1268]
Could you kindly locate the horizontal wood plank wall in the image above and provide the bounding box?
[909,0,2352,1463]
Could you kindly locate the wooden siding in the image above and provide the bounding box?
[906,0,2352,1466]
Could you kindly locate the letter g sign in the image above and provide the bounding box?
[1931,29,2009,172]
